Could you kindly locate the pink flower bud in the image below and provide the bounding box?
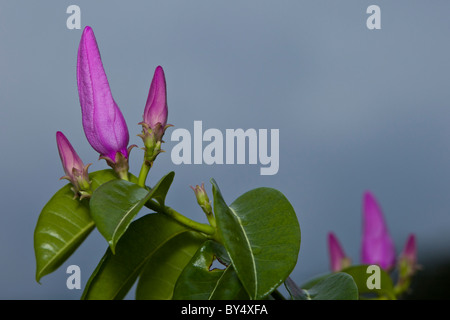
[138,66,170,166]
[77,26,130,164]
[399,234,417,277]
[361,191,396,271]
[327,232,351,272]
[143,66,168,131]
[56,131,91,197]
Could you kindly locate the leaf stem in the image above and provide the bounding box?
[146,200,218,239]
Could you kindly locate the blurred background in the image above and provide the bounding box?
[1,1,450,299]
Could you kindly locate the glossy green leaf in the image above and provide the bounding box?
[34,169,118,282]
[81,213,191,300]
[135,231,206,300]
[341,265,396,299]
[173,241,249,300]
[297,273,359,300]
[211,179,301,300]
[89,180,149,253]
[149,171,174,207]
[89,171,175,253]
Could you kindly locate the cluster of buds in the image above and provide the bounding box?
[55,26,170,191]
[327,191,418,294]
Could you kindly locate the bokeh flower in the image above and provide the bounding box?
[361,191,396,270]
[327,232,351,272]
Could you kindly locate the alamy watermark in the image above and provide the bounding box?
[366,265,381,290]
[170,121,280,176]
[66,265,81,290]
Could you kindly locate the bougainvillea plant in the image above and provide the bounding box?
[34,26,418,300]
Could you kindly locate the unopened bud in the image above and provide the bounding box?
[191,183,213,216]
[138,66,171,166]
[328,232,351,272]
[398,234,418,278]
[56,131,91,199]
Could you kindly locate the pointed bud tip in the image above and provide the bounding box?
[363,190,377,206]
[82,25,94,37]
[80,26,96,47]
[155,65,164,73]
[56,131,66,142]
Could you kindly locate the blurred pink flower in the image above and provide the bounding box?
[327,232,351,272]
[361,191,396,270]
[399,233,418,277]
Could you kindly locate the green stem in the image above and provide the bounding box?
[205,212,217,229]
[393,277,410,298]
[117,170,129,181]
[146,200,218,239]
[138,161,151,187]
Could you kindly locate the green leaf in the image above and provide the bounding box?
[135,231,206,300]
[211,179,301,300]
[173,241,249,300]
[89,180,150,253]
[81,213,191,300]
[34,169,118,282]
[297,273,359,300]
[341,265,396,299]
[89,171,175,253]
[149,171,174,207]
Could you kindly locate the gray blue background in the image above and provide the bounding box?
[1,1,450,299]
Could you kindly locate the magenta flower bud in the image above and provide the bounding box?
[143,66,168,130]
[327,232,351,272]
[56,131,91,198]
[77,26,130,165]
[361,191,396,271]
[138,66,170,167]
[399,234,417,277]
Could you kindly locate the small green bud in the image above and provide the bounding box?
[191,183,213,216]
